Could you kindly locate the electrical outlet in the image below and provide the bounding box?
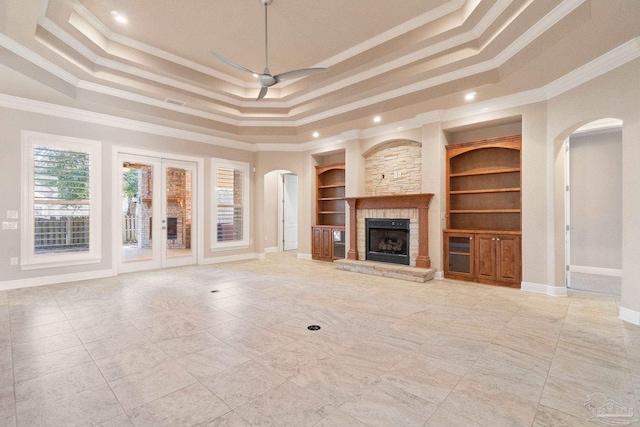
[10,257,18,266]
[7,211,18,219]
[2,222,17,230]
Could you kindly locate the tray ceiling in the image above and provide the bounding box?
[0,0,639,144]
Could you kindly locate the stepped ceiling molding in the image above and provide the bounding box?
[0,0,639,145]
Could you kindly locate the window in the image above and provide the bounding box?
[212,159,249,249]
[21,132,102,268]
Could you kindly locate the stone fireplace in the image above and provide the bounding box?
[365,218,410,265]
[336,193,435,282]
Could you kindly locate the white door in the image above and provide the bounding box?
[283,174,298,250]
[118,154,197,273]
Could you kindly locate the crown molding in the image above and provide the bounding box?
[1,36,638,153]
[312,0,467,70]
[26,0,586,126]
[71,1,251,89]
[0,93,256,151]
[0,33,79,86]
[38,0,512,112]
[544,36,640,99]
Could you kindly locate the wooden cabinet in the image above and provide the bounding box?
[312,226,345,261]
[312,163,346,261]
[444,136,522,286]
[444,232,521,286]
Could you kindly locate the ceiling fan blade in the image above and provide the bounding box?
[257,86,268,101]
[210,51,258,75]
[274,67,330,82]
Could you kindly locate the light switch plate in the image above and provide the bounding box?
[7,211,18,219]
[2,222,18,230]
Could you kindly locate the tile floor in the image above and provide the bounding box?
[0,252,639,426]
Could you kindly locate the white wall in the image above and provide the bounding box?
[569,129,622,269]
[1,52,639,325]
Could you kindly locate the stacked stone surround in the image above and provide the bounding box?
[365,141,422,195]
[356,208,419,267]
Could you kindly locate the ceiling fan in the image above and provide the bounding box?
[211,0,330,101]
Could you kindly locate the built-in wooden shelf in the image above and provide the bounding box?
[450,188,520,195]
[313,163,346,261]
[450,209,520,214]
[449,168,520,178]
[444,134,522,287]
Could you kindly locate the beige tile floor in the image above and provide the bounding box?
[1,251,639,426]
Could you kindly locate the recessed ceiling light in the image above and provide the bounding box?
[312,132,319,138]
[481,107,490,112]
[464,92,477,101]
[373,116,382,123]
[110,11,128,24]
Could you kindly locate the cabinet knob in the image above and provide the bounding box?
[470,237,473,240]
[497,238,500,241]
[492,238,495,241]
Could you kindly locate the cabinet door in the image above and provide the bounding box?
[321,228,333,259]
[332,228,345,259]
[475,234,496,280]
[312,227,323,259]
[444,233,474,279]
[496,235,521,283]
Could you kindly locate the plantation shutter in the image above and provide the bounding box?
[33,145,91,254]
[216,167,244,242]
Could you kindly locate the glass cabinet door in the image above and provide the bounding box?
[447,234,473,276]
[333,228,345,259]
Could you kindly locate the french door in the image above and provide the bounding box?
[117,154,197,273]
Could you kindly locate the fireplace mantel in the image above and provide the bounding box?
[345,193,434,268]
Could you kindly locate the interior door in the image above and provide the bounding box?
[283,173,298,250]
[118,155,196,273]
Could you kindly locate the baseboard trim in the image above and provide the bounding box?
[570,265,622,277]
[619,307,640,325]
[521,281,568,297]
[435,271,444,280]
[264,247,279,253]
[297,253,312,260]
[0,269,116,291]
[200,253,260,264]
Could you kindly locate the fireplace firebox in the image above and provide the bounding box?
[365,218,410,265]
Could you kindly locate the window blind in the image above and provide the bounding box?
[33,145,91,254]
[216,167,244,242]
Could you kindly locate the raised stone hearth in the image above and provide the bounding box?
[335,259,436,282]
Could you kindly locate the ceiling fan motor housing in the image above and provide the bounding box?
[261,0,272,5]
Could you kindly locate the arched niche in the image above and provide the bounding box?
[362,139,422,195]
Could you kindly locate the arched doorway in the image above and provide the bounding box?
[263,170,298,253]
[565,119,623,295]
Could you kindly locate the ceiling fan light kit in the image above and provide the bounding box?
[211,0,329,100]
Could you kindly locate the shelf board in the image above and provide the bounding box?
[318,197,345,201]
[449,168,520,178]
[450,188,520,195]
[318,183,345,189]
[450,209,520,214]
[449,251,470,256]
[318,211,345,214]
[444,229,522,234]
